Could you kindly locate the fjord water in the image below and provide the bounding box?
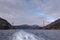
[0,30,60,40]
[11,30,45,40]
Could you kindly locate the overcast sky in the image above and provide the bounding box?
[0,0,60,26]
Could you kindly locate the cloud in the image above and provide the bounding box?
[18,0,60,25]
[0,0,17,24]
[0,0,60,26]
[33,0,60,19]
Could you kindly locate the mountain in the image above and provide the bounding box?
[32,25,43,29]
[0,17,43,29]
[44,19,60,29]
[0,17,12,29]
[12,24,43,29]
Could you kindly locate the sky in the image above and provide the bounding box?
[0,0,60,26]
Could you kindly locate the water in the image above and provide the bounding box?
[11,30,45,40]
[0,30,60,40]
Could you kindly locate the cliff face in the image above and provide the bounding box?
[0,18,11,29]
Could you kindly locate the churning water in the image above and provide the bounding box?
[11,30,45,40]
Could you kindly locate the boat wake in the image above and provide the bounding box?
[11,30,45,40]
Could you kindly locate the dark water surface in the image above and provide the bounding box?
[0,30,60,40]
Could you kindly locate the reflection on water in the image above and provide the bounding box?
[11,30,45,40]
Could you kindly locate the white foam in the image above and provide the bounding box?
[11,30,45,40]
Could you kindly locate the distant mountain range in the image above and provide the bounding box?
[12,18,60,29]
[12,25,43,29]
[0,17,60,29]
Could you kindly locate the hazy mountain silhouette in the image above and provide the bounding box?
[0,17,43,29]
[12,24,43,29]
[1,17,60,29]
[44,19,60,29]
